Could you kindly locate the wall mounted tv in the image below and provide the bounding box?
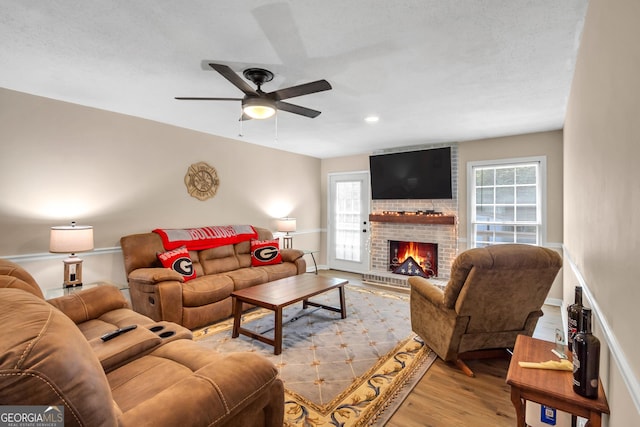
[369,147,453,200]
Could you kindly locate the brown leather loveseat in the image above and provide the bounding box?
[121,226,306,329]
[0,259,284,427]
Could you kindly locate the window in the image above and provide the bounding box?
[468,157,546,248]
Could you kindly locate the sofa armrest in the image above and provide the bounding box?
[409,276,469,361]
[408,276,445,306]
[127,269,184,325]
[88,322,193,373]
[128,267,184,284]
[280,248,304,263]
[48,285,129,324]
[89,326,163,372]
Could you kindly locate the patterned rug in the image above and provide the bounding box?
[194,284,436,426]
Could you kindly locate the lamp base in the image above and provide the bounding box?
[283,235,293,249]
[63,256,83,288]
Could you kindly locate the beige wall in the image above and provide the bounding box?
[0,87,322,289]
[564,0,640,424]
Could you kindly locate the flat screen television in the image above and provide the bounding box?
[369,147,453,200]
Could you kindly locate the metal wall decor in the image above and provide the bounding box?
[184,161,219,201]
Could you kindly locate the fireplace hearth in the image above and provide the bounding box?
[389,240,438,278]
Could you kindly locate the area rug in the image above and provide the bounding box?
[194,285,436,426]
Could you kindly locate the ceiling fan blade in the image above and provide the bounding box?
[276,101,322,118]
[208,63,258,96]
[268,80,332,101]
[175,97,241,101]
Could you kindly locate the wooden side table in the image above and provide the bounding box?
[506,335,609,427]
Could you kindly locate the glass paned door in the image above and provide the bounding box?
[328,172,370,273]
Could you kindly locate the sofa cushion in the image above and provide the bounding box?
[199,244,241,275]
[226,268,269,291]
[158,246,197,282]
[253,262,299,282]
[250,239,283,266]
[181,274,235,307]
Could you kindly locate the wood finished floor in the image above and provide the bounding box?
[319,269,561,427]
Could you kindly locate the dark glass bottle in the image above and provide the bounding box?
[572,308,600,398]
[567,286,583,351]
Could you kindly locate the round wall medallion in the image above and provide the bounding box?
[184,161,219,201]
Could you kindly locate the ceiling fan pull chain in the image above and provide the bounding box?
[274,110,278,143]
[238,105,244,137]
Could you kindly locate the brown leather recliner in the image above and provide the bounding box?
[0,259,284,426]
[409,244,562,376]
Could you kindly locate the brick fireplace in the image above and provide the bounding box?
[363,144,458,289]
[364,206,457,287]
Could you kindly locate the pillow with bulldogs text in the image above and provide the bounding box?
[251,239,283,266]
[157,246,197,282]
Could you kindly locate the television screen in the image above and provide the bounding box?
[369,147,452,200]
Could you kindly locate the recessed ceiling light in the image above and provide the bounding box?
[365,115,379,123]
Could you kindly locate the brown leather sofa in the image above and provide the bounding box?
[409,244,562,376]
[0,259,284,426]
[121,226,306,329]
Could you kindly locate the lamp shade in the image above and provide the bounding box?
[243,97,276,119]
[276,218,297,233]
[49,222,94,254]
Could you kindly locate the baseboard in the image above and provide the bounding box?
[544,297,563,307]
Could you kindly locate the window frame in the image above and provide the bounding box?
[467,156,547,248]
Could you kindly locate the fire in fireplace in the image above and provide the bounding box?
[389,240,438,278]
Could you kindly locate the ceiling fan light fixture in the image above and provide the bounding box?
[243,97,276,119]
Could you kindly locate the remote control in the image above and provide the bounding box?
[100,325,138,342]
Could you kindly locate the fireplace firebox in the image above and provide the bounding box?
[389,240,438,278]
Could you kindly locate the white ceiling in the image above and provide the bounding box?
[0,1,588,159]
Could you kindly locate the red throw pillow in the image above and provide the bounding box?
[251,239,283,266]
[157,246,196,282]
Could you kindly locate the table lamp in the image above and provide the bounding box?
[276,218,296,249]
[49,221,94,287]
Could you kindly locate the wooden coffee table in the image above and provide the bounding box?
[231,274,348,355]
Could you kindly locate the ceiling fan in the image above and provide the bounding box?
[176,63,332,120]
